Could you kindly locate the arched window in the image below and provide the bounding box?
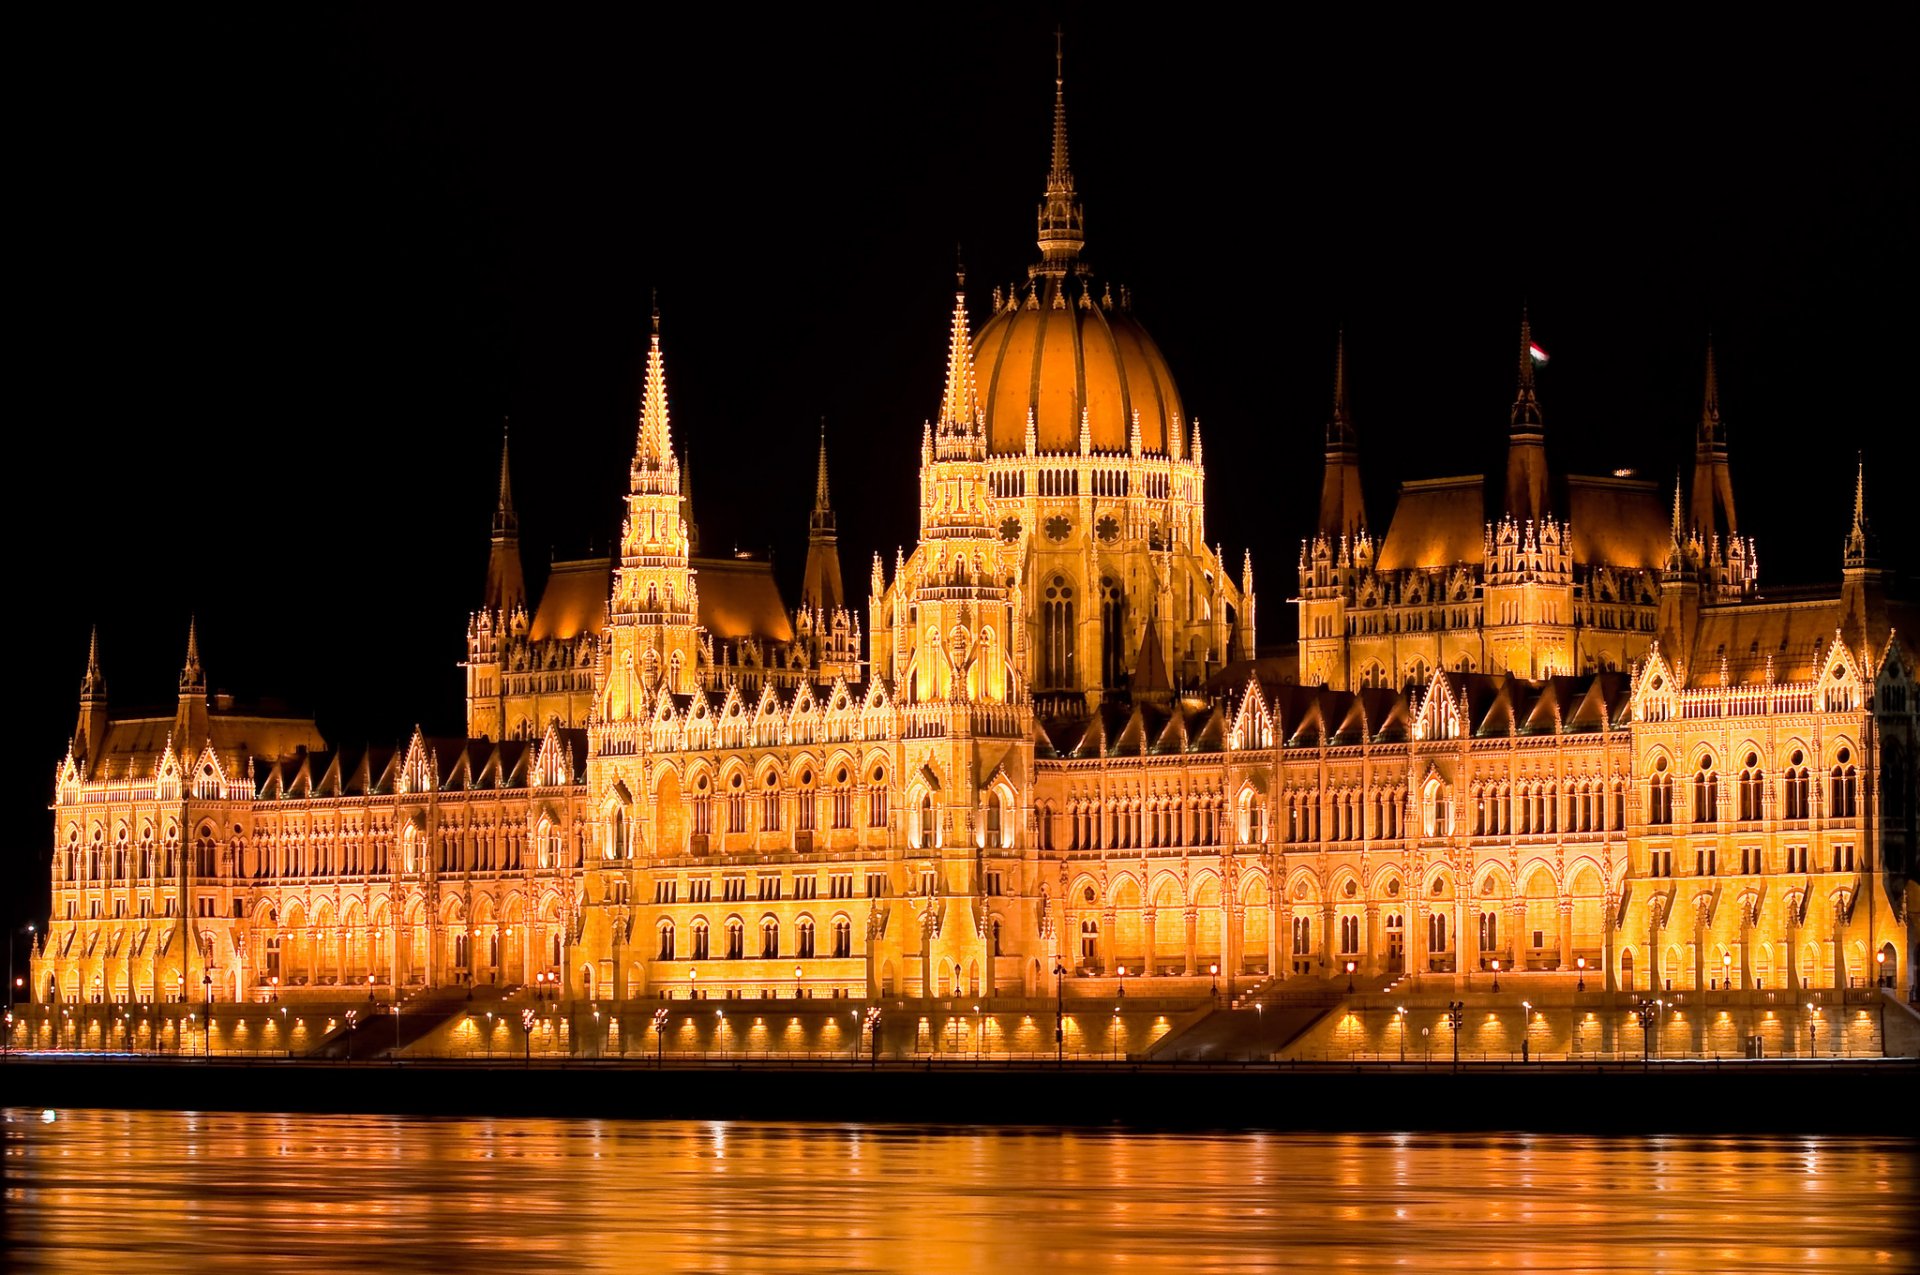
[1648,758,1673,826]
[726,773,748,833]
[724,918,744,960]
[1101,575,1127,688]
[1428,911,1449,953]
[691,773,713,836]
[760,916,780,960]
[1738,753,1763,822]
[1079,917,1100,970]
[1040,575,1077,689]
[761,773,781,832]
[867,767,889,828]
[985,791,1004,848]
[796,917,815,959]
[1784,751,1810,820]
[913,792,935,849]
[691,919,710,961]
[1830,748,1858,819]
[606,806,626,859]
[1692,755,1717,824]
[831,917,852,959]
[657,921,675,961]
[795,769,815,833]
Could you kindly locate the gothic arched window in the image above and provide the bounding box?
[1101,576,1127,688]
[1831,748,1858,819]
[1041,575,1076,689]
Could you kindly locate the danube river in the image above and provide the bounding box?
[5,1109,1913,1272]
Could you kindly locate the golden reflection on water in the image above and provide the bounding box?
[5,1109,1914,1273]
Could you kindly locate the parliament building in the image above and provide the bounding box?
[33,55,1915,1022]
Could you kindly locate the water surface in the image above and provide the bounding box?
[5,1109,1913,1272]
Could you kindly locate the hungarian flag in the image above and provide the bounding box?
[1529,342,1550,365]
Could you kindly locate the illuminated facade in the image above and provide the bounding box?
[33,54,1914,1017]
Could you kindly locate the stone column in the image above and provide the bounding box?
[1101,908,1116,975]
[1142,908,1158,978]
[1738,902,1753,991]
[1183,908,1198,976]
[1508,898,1525,971]
[1785,913,1800,991]
[1831,902,1847,993]
[1693,908,1707,992]
[1319,899,1335,976]
[1603,891,1617,993]
[1557,897,1573,971]
[1411,900,1429,981]
[1365,904,1381,977]
[1277,903,1293,979]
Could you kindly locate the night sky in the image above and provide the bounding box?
[9,10,1911,943]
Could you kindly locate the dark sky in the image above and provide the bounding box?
[8,9,1912,940]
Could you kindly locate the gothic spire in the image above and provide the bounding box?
[75,625,108,771]
[1317,328,1366,542]
[1505,308,1550,522]
[1689,335,1738,539]
[180,616,203,691]
[813,418,832,514]
[1035,28,1085,271]
[484,419,527,616]
[633,295,677,485]
[1844,452,1877,568]
[493,418,517,536]
[82,625,104,696]
[936,267,982,446]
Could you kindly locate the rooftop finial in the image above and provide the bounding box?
[494,418,517,531]
[814,418,832,512]
[936,274,981,444]
[651,288,660,335]
[633,296,675,479]
[180,616,204,692]
[1035,29,1084,270]
[1511,306,1543,433]
[1844,451,1876,568]
[1327,326,1354,450]
[86,624,101,680]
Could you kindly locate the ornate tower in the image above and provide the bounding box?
[74,627,108,778]
[1300,331,1369,689]
[1504,310,1550,524]
[1688,339,1755,600]
[466,425,526,739]
[1841,455,1885,657]
[600,303,700,711]
[800,422,846,615]
[174,617,208,751]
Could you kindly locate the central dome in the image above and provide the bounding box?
[973,277,1186,457]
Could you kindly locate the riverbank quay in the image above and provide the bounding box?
[5,1054,1914,1133]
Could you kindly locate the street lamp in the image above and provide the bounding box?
[521,1006,536,1066]
[1521,1000,1532,1063]
[1876,951,1888,1055]
[865,1004,882,1067]
[1116,966,1126,999]
[1209,963,1219,1000]
[1345,960,1356,993]
[1635,996,1660,1066]
[687,969,697,1001]
[1490,958,1501,993]
[794,965,804,999]
[1722,951,1733,996]
[1395,1005,1406,1062]
[1806,1002,1818,1058]
[652,1005,669,1066]
[270,975,280,1002]
[1576,956,1586,993]
[367,973,376,1002]
[1446,1001,1464,1070]
[202,972,213,1058]
[1053,959,1066,1061]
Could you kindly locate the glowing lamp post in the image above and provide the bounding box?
[1635,997,1660,1066]
[521,1006,536,1066]
[1576,956,1586,993]
[1490,958,1501,993]
[202,972,212,1059]
[652,1005,669,1066]
[1395,1005,1406,1062]
[1722,951,1733,996]
[794,965,804,1000]
[1876,951,1888,1055]
[1446,1001,1464,1070]
[1345,960,1356,993]
[1209,963,1220,1000]
[1806,1002,1818,1058]
[865,1004,882,1067]
[1053,959,1066,1061]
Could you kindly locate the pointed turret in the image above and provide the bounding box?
[75,626,108,773]
[175,618,209,750]
[1505,309,1550,522]
[1689,337,1738,540]
[1035,28,1086,271]
[483,420,527,617]
[631,298,679,494]
[1317,328,1367,542]
[801,421,846,614]
[935,268,983,456]
[1843,453,1877,569]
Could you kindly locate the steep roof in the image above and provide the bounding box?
[1566,474,1667,569]
[528,557,612,642]
[1377,475,1486,570]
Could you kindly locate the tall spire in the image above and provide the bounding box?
[82,625,104,695]
[1035,28,1085,271]
[1844,452,1877,568]
[802,421,845,615]
[75,626,108,770]
[180,616,204,692]
[483,419,527,616]
[1317,328,1366,541]
[813,418,832,515]
[936,266,982,452]
[493,418,517,535]
[632,294,677,489]
[1689,335,1738,539]
[1504,308,1550,521]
